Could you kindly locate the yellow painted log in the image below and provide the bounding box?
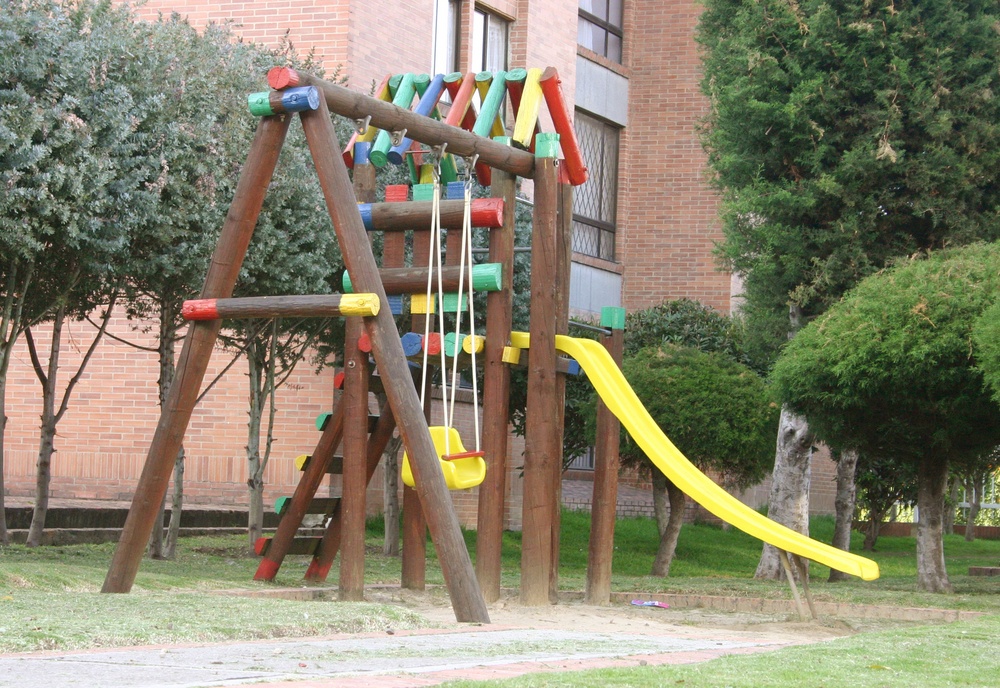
[512,68,544,149]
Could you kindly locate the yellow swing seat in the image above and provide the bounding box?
[401,426,486,491]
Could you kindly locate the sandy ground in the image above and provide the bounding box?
[364,586,858,646]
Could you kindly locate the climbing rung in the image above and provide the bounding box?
[254,536,322,557]
[275,496,341,517]
[295,454,344,474]
[316,412,379,432]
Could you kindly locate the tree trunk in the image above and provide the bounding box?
[756,406,813,580]
[164,447,184,558]
[382,433,402,556]
[650,472,686,577]
[149,497,167,558]
[916,453,952,593]
[0,373,8,545]
[26,306,65,547]
[863,518,882,551]
[0,260,32,546]
[246,340,266,548]
[652,470,670,537]
[828,448,858,582]
[964,475,983,543]
[943,476,958,535]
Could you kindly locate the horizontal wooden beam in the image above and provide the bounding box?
[182,294,379,321]
[343,263,503,295]
[268,68,536,179]
[359,198,503,231]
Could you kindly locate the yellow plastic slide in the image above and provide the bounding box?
[509,332,880,581]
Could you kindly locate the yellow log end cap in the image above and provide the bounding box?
[340,293,380,317]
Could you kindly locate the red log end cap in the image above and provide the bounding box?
[181,299,218,321]
[471,197,504,228]
[267,66,300,90]
[253,537,269,556]
[423,332,442,355]
[358,332,372,353]
[334,371,346,389]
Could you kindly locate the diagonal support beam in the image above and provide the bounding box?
[299,100,490,624]
[102,115,292,594]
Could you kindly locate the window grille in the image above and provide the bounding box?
[572,111,619,261]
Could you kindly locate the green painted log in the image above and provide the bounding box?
[371,73,416,167]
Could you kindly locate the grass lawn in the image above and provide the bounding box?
[1,508,998,679]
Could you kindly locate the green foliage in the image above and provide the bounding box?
[698,0,1000,332]
[972,301,1000,404]
[0,0,161,321]
[772,242,1000,469]
[606,345,778,488]
[624,298,763,373]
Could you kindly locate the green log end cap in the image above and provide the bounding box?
[506,67,528,83]
[368,148,389,168]
[493,135,512,145]
[247,92,274,116]
[601,306,626,330]
[472,262,503,291]
[412,183,436,201]
[535,132,561,159]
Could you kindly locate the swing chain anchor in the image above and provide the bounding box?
[390,128,408,146]
[462,154,479,184]
[353,115,371,135]
[430,142,448,168]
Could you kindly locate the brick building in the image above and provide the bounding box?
[2,0,838,527]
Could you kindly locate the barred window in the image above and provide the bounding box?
[573,111,619,261]
[578,0,623,63]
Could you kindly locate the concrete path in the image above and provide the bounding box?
[0,625,795,688]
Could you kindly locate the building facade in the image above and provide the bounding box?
[2,0,839,525]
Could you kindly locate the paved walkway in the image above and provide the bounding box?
[0,624,797,688]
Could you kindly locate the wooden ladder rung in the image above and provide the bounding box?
[275,496,341,517]
[255,536,322,557]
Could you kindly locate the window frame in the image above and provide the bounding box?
[578,1,624,63]
[572,109,621,262]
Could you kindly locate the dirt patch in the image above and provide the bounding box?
[363,586,860,645]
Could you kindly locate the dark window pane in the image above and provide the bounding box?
[608,0,623,27]
[607,33,622,63]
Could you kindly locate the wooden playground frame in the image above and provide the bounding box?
[102,66,627,624]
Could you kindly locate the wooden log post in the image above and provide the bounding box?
[340,319,369,600]
[300,101,489,623]
[520,149,561,606]
[549,164,573,602]
[102,115,292,594]
[339,143,377,601]
[585,308,625,605]
[476,158,517,603]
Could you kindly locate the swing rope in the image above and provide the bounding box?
[419,164,453,456]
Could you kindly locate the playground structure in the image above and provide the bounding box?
[102,65,879,624]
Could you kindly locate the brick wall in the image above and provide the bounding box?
[619,0,731,314]
[6,0,817,534]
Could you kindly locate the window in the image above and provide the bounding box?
[578,0,623,63]
[432,0,459,77]
[472,8,509,74]
[573,111,619,261]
